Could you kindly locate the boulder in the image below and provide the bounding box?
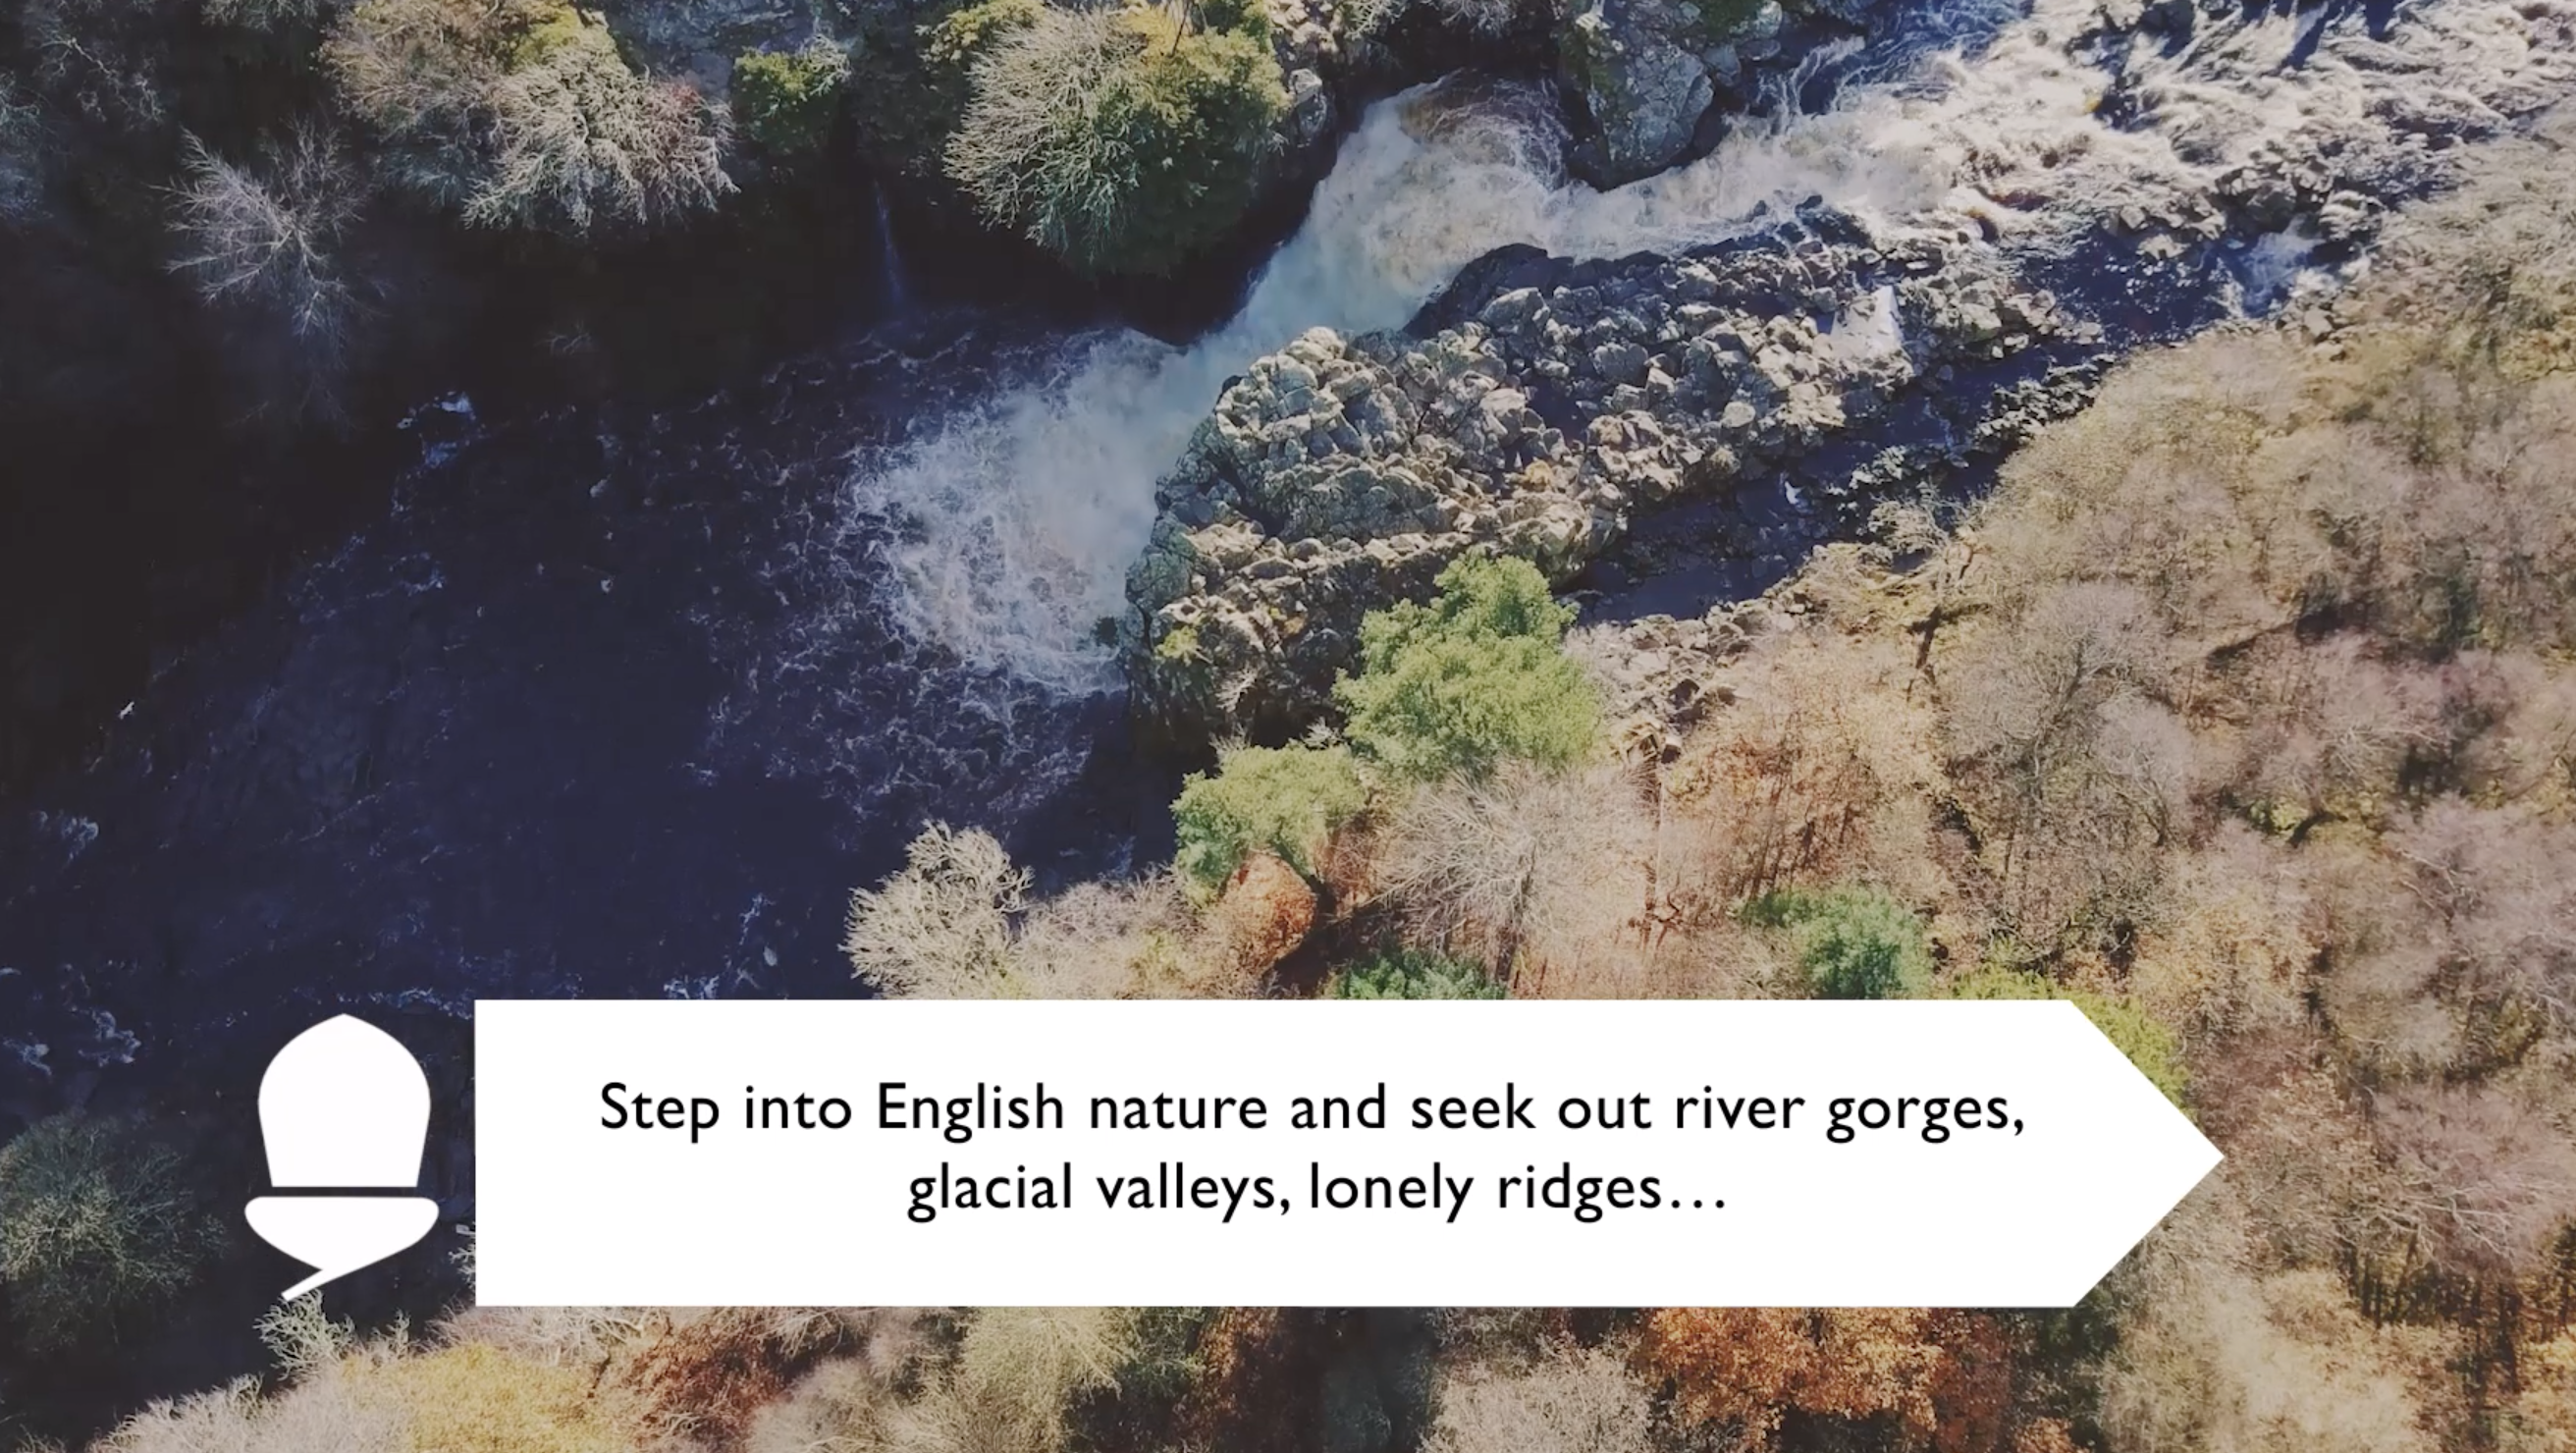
[1559,0,1717,185]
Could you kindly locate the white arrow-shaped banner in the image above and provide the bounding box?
[475,998,2219,1306]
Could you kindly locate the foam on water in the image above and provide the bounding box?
[849,67,1960,694]
[842,0,2570,693]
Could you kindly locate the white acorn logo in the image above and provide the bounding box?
[243,1015,441,1298]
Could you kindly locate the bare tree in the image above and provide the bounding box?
[324,0,731,237]
[468,21,733,237]
[844,823,1031,997]
[168,128,360,340]
[1422,1347,1655,1453]
[166,126,370,419]
[1377,763,1651,988]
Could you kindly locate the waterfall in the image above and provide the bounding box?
[833,0,2570,698]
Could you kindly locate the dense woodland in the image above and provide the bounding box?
[5,88,2572,1453]
[0,0,1380,790]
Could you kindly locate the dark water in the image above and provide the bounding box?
[0,0,2429,1119]
[0,313,1179,1117]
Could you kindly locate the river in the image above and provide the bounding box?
[4,0,2562,1110]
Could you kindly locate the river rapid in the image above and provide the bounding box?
[4,0,2568,1112]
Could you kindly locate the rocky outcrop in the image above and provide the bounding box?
[1123,205,2086,746]
[1120,0,2576,752]
[1557,0,1722,184]
[1553,0,1884,187]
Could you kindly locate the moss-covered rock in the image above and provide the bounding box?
[1555,0,1720,186]
[732,36,851,157]
[846,0,1040,182]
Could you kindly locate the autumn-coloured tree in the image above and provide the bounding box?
[1634,1307,2024,1453]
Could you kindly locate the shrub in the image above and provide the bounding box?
[732,37,850,157]
[1658,627,1938,912]
[844,823,1030,996]
[742,1358,895,1453]
[360,1341,626,1453]
[923,0,1048,74]
[1422,1347,1654,1453]
[846,0,1040,180]
[886,1308,1138,1453]
[1326,947,1502,999]
[1336,557,1600,783]
[944,6,1284,276]
[1112,1305,1213,1406]
[619,1309,845,1445]
[95,1372,407,1453]
[1947,967,2189,1106]
[0,1112,218,1354]
[259,1292,358,1380]
[22,0,174,133]
[471,15,732,235]
[1172,742,1367,893]
[324,0,545,205]
[1748,886,1931,999]
[850,837,1249,1001]
[1207,851,1321,979]
[324,0,731,237]
[1019,873,1261,998]
[2098,1194,2444,1453]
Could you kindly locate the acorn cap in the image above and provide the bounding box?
[257,1014,430,1190]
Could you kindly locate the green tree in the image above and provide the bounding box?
[732,37,851,157]
[1751,886,1934,1000]
[1947,967,2189,1105]
[0,1113,219,1353]
[324,0,731,237]
[846,0,1040,181]
[1173,742,1367,894]
[1335,556,1599,782]
[943,6,1284,276]
[1326,948,1504,999]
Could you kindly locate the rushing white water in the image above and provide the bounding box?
[851,68,1956,694]
[846,0,2572,695]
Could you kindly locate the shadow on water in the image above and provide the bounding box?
[0,309,1179,1128]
